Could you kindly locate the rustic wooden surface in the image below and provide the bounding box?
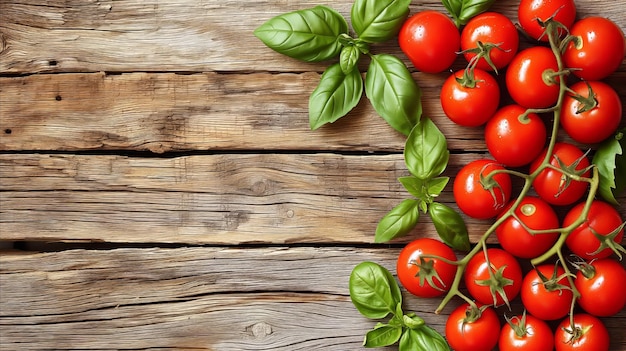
[0,0,624,350]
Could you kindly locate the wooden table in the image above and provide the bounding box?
[1,0,624,350]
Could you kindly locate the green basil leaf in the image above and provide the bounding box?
[309,63,363,130]
[593,130,626,205]
[254,5,348,62]
[413,325,451,351]
[458,0,496,24]
[340,45,360,75]
[428,202,470,252]
[402,314,425,330]
[398,176,426,199]
[399,329,420,351]
[404,118,449,180]
[428,177,450,197]
[375,199,420,243]
[349,261,402,319]
[363,324,403,347]
[351,0,411,42]
[441,0,463,25]
[365,54,422,136]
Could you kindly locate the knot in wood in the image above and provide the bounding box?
[248,322,273,338]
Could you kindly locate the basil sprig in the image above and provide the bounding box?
[375,118,470,251]
[349,262,450,350]
[254,0,419,135]
[441,0,496,27]
[593,129,626,205]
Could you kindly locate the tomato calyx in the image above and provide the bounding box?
[568,81,599,113]
[479,166,508,212]
[460,40,505,74]
[561,322,592,345]
[409,256,447,292]
[504,310,532,338]
[475,264,515,308]
[533,261,573,293]
[552,151,593,197]
[462,303,488,324]
[588,222,626,259]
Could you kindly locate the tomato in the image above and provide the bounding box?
[575,258,626,317]
[453,159,512,219]
[521,264,573,321]
[496,196,559,259]
[445,303,500,351]
[440,69,500,127]
[460,12,519,71]
[564,200,625,260]
[485,104,547,167]
[554,314,610,351]
[518,0,576,41]
[530,142,591,206]
[499,313,554,351]
[564,16,626,81]
[464,248,522,306]
[560,81,622,144]
[398,11,460,73]
[396,238,457,298]
[506,46,560,109]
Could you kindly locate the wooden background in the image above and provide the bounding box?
[1,0,624,350]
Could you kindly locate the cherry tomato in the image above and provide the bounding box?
[445,303,500,351]
[440,69,500,127]
[485,104,547,167]
[398,11,460,73]
[396,238,457,298]
[530,142,591,206]
[499,313,554,351]
[506,46,560,109]
[554,314,610,351]
[453,159,512,219]
[564,16,626,81]
[464,248,522,306]
[560,81,622,144]
[518,0,576,41]
[460,12,519,71]
[496,196,559,259]
[564,200,625,260]
[521,264,573,321]
[575,258,626,317]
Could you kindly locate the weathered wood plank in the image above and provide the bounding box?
[0,153,506,244]
[1,71,624,153]
[0,0,623,74]
[1,247,624,350]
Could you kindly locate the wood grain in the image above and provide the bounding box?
[1,247,624,350]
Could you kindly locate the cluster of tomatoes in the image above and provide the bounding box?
[395,0,625,350]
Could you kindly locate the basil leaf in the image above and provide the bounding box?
[340,45,361,75]
[398,176,426,199]
[428,202,470,252]
[365,54,422,136]
[428,177,450,197]
[254,5,348,62]
[375,199,420,243]
[413,325,451,351]
[309,63,363,130]
[349,261,402,319]
[404,118,450,180]
[458,0,496,25]
[398,176,450,203]
[593,130,626,205]
[363,324,403,347]
[351,0,411,43]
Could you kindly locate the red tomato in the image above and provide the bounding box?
[445,303,500,351]
[464,248,522,306]
[575,258,626,317]
[560,81,622,144]
[396,238,457,298]
[564,16,626,81]
[518,0,577,41]
[506,46,560,109]
[521,264,573,321]
[398,11,460,73]
[554,314,610,351]
[440,69,500,127]
[460,12,519,71]
[564,200,625,260]
[485,104,547,167]
[496,196,559,259]
[499,313,554,351]
[453,159,512,219]
[530,142,591,206]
